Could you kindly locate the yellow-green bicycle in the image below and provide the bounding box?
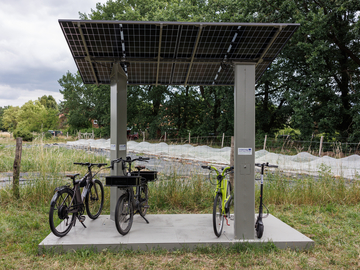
[201,165,234,237]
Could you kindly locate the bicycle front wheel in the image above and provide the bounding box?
[49,188,75,237]
[225,181,232,217]
[85,179,104,219]
[115,193,133,235]
[213,192,224,237]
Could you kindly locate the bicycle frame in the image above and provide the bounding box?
[73,166,101,205]
[209,165,232,216]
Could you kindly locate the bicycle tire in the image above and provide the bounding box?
[49,188,75,237]
[85,179,104,219]
[213,192,224,237]
[139,184,149,216]
[225,181,232,217]
[115,193,134,235]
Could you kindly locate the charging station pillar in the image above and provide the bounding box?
[233,63,256,239]
[109,62,127,220]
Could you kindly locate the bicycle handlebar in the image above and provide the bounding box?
[74,162,108,168]
[110,156,150,169]
[201,165,234,172]
[255,162,278,168]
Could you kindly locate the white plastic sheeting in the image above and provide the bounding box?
[66,139,360,179]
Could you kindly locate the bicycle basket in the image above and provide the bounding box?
[105,176,141,186]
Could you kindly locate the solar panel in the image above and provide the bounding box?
[59,20,299,86]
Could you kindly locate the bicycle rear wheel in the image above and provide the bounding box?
[49,188,75,237]
[85,179,104,219]
[213,192,224,237]
[115,193,133,235]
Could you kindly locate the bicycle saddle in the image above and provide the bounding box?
[65,173,80,180]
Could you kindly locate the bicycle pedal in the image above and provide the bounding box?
[78,215,86,223]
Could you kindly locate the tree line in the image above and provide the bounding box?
[0,96,59,140]
[1,0,359,143]
[58,72,234,139]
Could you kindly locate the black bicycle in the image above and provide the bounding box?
[255,162,278,238]
[107,156,157,235]
[49,162,107,237]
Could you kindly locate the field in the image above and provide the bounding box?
[1,138,360,269]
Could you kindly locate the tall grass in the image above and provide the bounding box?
[148,172,214,213]
[259,165,360,207]
[2,138,360,213]
[0,137,109,206]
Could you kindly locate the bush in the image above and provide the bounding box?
[13,128,34,141]
[44,132,52,139]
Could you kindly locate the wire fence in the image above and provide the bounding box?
[66,135,360,178]
[153,135,233,148]
[259,136,360,157]
[143,134,360,157]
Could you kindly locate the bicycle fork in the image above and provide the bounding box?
[222,186,233,226]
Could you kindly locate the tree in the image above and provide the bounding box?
[2,106,20,132]
[17,100,58,132]
[0,106,7,131]
[159,86,201,137]
[59,71,113,136]
[80,0,205,22]
[38,95,58,110]
[2,101,59,133]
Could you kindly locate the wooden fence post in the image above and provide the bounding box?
[221,133,225,148]
[13,137,22,199]
[189,132,191,144]
[143,132,145,142]
[230,136,234,186]
[263,134,267,150]
[164,132,167,142]
[319,136,324,157]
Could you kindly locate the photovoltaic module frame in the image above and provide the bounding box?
[59,20,299,86]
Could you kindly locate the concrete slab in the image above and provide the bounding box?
[39,214,313,253]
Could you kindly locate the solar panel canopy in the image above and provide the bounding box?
[59,20,299,86]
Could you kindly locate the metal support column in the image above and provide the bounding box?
[109,62,128,220]
[233,63,256,239]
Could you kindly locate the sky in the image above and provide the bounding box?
[0,0,108,108]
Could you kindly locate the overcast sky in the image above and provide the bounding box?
[0,0,107,108]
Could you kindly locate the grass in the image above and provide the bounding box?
[1,139,360,269]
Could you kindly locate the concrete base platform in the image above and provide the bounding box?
[39,214,313,253]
